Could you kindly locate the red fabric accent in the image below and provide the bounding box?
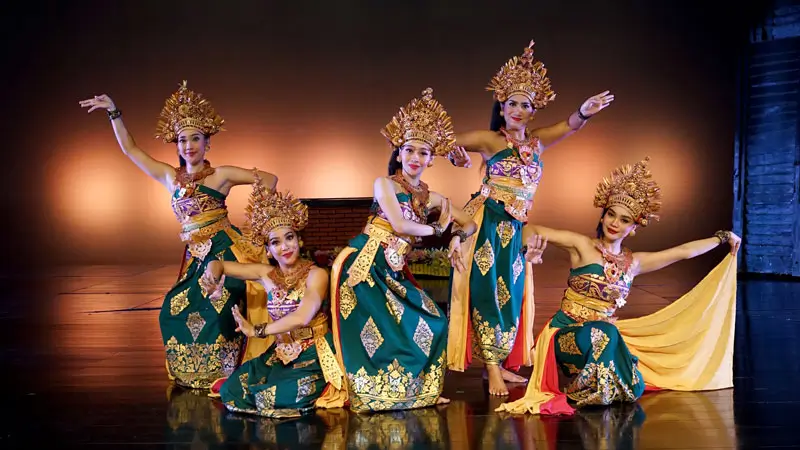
[643,384,663,393]
[210,377,227,394]
[503,298,529,371]
[539,334,575,416]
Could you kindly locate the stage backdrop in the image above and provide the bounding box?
[1,0,760,270]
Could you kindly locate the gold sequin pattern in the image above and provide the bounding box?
[496,276,511,310]
[413,318,434,357]
[170,288,190,316]
[496,221,515,248]
[360,317,384,358]
[255,385,277,412]
[591,328,610,360]
[557,332,582,356]
[474,239,496,276]
[385,289,405,324]
[186,312,205,342]
[209,287,230,314]
[165,335,242,389]
[565,361,638,406]
[470,310,517,363]
[338,281,357,320]
[346,352,446,413]
[296,374,321,402]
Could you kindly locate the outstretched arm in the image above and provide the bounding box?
[231,267,328,337]
[534,91,614,149]
[216,166,279,191]
[633,231,741,276]
[374,177,441,237]
[522,224,589,252]
[79,95,175,189]
[455,130,496,154]
[206,260,270,282]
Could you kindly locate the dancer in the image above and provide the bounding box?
[448,40,615,395]
[79,81,279,388]
[329,88,478,412]
[202,179,345,417]
[497,157,739,415]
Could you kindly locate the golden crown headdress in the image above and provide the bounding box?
[243,175,309,246]
[155,80,225,143]
[487,40,556,109]
[594,157,662,227]
[380,87,456,157]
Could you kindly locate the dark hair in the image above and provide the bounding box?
[596,208,609,238]
[387,148,402,176]
[489,101,505,131]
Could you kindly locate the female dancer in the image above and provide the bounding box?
[201,179,345,417]
[497,157,739,415]
[329,88,478,412]
[448,40,615,395]
[79,81,279,388]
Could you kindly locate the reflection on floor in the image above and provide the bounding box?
[1,255,798,448]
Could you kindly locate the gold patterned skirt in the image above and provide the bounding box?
[330,232,448,412]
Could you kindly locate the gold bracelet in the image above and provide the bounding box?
[254,323,269,338]
[713,230,730,244]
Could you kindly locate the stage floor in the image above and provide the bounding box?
[2,256,799,448]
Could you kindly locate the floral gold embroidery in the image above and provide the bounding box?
[296,374,320,402]
[186,312,205,342]
[170,288,190,316]
[413,318,434,357]
[496,276,511,310]
[165,335,242,388]
[565,360,638,406]
[255,385,277,411]
[239,371,249,399]
[470,310,517,363]
[496,221,515,248]
[346,352,446,413]
[339,281,357,320]
[360,317,384,358]
[418,288,440,317]
[385,289,405,324]
[591,328,610,360]
[385,274,408,298]
[564,363,581,375]
[474,239,495,276]
[209,287,230,314]
[557,332,582,356]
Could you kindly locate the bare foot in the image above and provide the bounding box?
[485,364,509,396]
[500,367,528,384]
[436,396,451,405]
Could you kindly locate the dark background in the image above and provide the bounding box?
[1,0,767,270]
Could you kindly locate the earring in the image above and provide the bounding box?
[629,229,636,237]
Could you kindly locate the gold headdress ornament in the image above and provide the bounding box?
[487,40,556,109]
[594,156,662,226]
[155,80,225,143]
[243,174,309,246]
[380,87,456,157]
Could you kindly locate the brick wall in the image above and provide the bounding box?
[300,197,453,251]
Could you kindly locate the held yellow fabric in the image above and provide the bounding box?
[326,247,358,401]
[495,320,560,414]
[230,236,273,363]
[519,261,536,367]
[616,254,738,391]
[447,203,486,371]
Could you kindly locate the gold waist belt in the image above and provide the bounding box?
[178,216,231,260]
[559,288,617,324]
[346,218,411,287]
[471,183,534,222]
[272,315,345,392]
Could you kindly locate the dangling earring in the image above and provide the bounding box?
[629,229,636,237]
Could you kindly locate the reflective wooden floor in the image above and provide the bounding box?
[2,255,798,448]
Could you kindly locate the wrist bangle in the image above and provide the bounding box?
[453,230,468,241]
[107,109,122,120]
[577,110,591,121]
[431,223,444,237]
[254,323,269,338]
[713,230,730,244]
